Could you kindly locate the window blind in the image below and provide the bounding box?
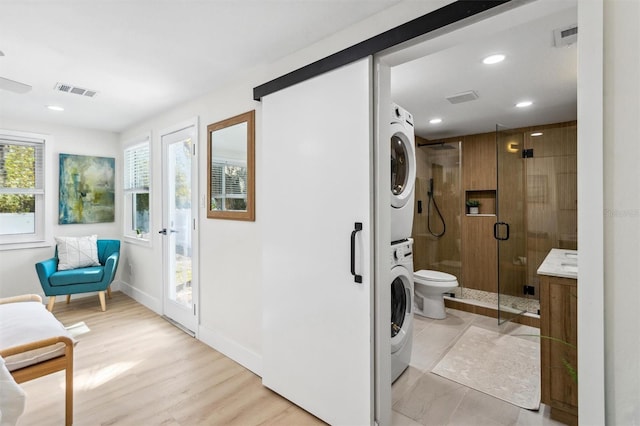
[124,142,149,191]
[211,161,247,196]
[0,138,44,194]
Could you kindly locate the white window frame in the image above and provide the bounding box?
[123,133,151,245]
[0,129,50,250]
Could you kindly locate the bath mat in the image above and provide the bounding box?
[65,321,90,338]
[431,325,540,410]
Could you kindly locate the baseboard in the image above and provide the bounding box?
[118,281,162,315]
[198,325,262,377]
[47,287,115,303]
[118,282,261,377]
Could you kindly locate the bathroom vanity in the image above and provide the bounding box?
[537,249,578,426]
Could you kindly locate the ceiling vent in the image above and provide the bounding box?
[446,90,479,105]
[553,24,578,47]
[54,82,97,98]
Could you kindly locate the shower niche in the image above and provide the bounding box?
[464,190,495,215]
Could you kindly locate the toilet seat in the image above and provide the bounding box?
[414,269,457,283]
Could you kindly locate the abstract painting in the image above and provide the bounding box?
[59,154,115,224]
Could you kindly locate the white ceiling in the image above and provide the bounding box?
[390,1,577,140]
[1,1,578,137]
[0,0,401,133]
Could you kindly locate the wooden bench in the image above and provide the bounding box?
[0,294,74,426]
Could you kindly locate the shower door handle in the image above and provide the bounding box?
[350,222,363,283]
[493,222,510,241]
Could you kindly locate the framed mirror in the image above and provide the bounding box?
[207,110,255,221]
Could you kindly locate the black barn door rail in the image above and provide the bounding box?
[253,1,513,101]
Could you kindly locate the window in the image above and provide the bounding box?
[124,136,150,241]
[210,159,247,211]
[0,130,47,248]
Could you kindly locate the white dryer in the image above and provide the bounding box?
[390,238,414,382]
[390,103,416,243]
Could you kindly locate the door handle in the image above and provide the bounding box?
[350,222,363,284]
[158,228,178,235]
[405,286,411,313]
[493,222,510,241]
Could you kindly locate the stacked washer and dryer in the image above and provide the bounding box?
[389,103,416,382]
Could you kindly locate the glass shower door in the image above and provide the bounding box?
[495,125,527,324]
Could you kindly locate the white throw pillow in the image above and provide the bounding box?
[55,235,101,271]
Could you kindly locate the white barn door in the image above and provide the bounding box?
[262,57,374,425]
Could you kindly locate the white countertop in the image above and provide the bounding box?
[537,248,578,279]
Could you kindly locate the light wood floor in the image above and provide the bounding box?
[18,292,324,426]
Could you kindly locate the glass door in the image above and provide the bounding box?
[161,121,198,334]
[495,125,527,323]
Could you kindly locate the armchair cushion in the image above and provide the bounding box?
[49,266,104,286]
[0,301,76,371]
[55,235,100,271]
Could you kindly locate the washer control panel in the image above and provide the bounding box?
[391,239,413,266]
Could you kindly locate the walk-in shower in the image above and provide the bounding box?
[412,122,577,318]
[412,141,461,279]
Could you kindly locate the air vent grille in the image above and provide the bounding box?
[446,90,479,104]
[54,82,98,98]
[553,24,578,47]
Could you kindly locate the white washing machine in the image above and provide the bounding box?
[390,103,416,243]
[390,238,414,382]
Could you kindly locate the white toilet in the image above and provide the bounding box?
[413,270,459,319]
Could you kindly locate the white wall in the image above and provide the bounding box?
[603,0,640,424]
[118,0,451,375]
[0,117,120,299]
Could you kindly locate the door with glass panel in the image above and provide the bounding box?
[495,124,527,323]
[161,120,198,334]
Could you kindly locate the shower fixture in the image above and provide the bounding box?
[427,178,446,238]
[428,143,456,150]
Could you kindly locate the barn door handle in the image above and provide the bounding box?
[350,222,363,283]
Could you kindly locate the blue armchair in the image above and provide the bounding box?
[35,239,120,312]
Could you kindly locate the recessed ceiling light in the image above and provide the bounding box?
[516,101,533,108]
[483,54,505,65]
[429,118,442,124]
[531,132,543,137]
[47,105,64,111]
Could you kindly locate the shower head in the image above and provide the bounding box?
[427,143,456,150]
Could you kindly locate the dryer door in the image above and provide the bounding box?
[390,122,416,208]
[390,265,413,354]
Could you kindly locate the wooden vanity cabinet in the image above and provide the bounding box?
[539,274,578,426]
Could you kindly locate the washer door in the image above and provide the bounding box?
[390,122,416,208]
[390,265,413,354]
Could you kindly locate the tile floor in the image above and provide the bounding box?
[391,308,564,426]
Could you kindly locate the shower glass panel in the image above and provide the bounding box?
[525,123,578,294]
[412,142,461,283]
[496,125,527,324]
